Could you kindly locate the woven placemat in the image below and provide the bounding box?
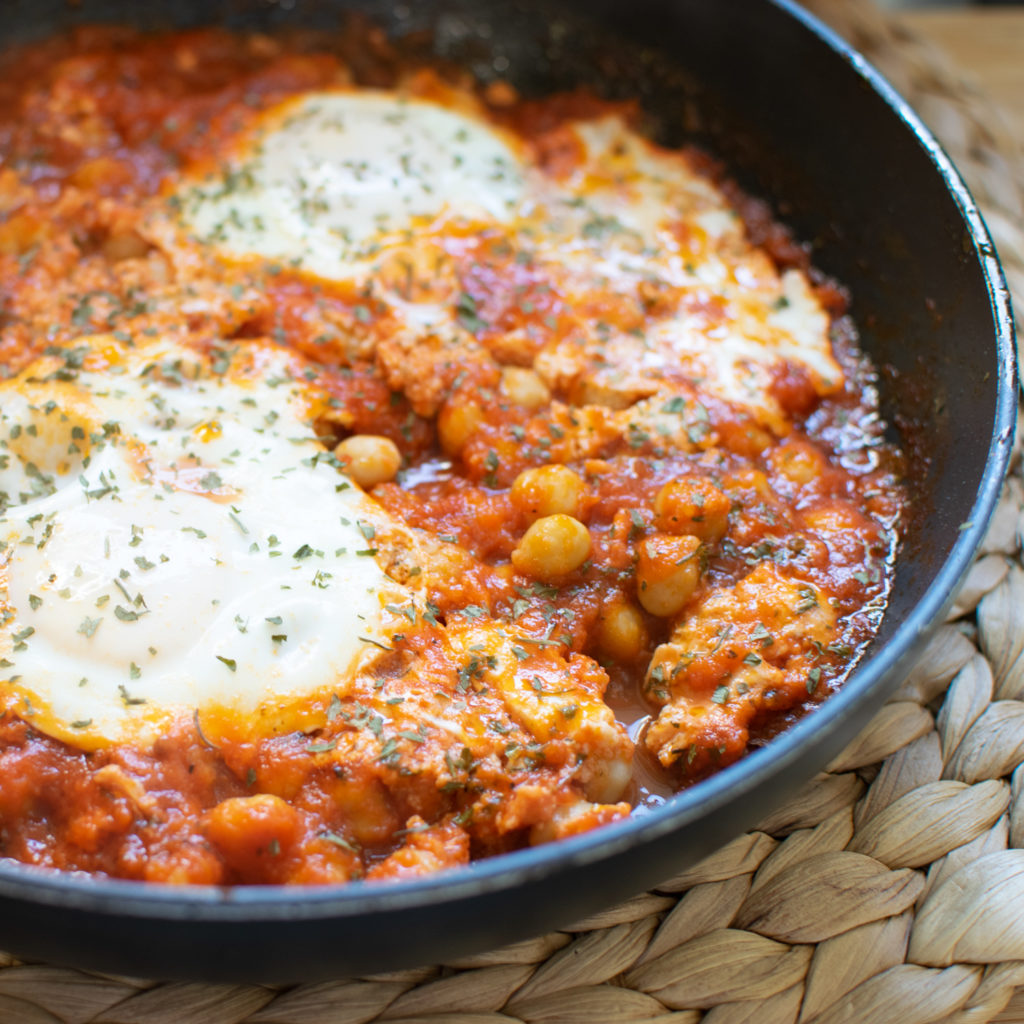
[1,1,1022,1021]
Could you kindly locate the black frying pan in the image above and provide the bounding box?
[0,0,1016,982]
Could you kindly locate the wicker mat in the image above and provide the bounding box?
[1,1,1023,1021]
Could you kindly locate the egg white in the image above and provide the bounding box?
[172,91,843,431]
[0,337,408,748]
[178,90,526,281]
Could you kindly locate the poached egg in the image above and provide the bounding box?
[0,336,408,748]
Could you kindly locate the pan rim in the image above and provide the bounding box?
[0,0,1015,927]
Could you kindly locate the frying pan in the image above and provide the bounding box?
[0,0,1016,982]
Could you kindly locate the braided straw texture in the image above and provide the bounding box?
[1,0,1022,1020]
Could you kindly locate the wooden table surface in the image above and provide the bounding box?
[902,7,1024,139]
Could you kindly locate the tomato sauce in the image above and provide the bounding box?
[0,26,905,883]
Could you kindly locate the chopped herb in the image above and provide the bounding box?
[11,627,34,648]
[628,509,646,541]
[483,449,499,487]
[378,737,400,763]
[455,291,487,334]
[321,831,357,851]
[119,682,145,705]
[307,739,337,753]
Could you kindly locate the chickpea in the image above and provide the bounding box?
[437,400,483,456]
[719,421,774,457]
[597,598,648,662]
[654,477,730,544]
[334,434,402,489]
[143,845,225,885]
[500,366,551,410]
[636,533,702,617]
[803,502,866,533]
[723,467,773,500]
[771,442,825,486]
[329,774,401,847]
[69,156,129,189]
[511,465,586,523]
[512,513,591,580]
[205,793,301,864]
[0,212,45,257]
[483,79,518,107]
[101,230,150,262]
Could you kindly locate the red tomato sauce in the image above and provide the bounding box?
[0,26,905,884]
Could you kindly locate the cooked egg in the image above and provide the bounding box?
[523,117,842,429]
[178,91,526,280]
[0,337,409,749]
[172,94,841,431]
